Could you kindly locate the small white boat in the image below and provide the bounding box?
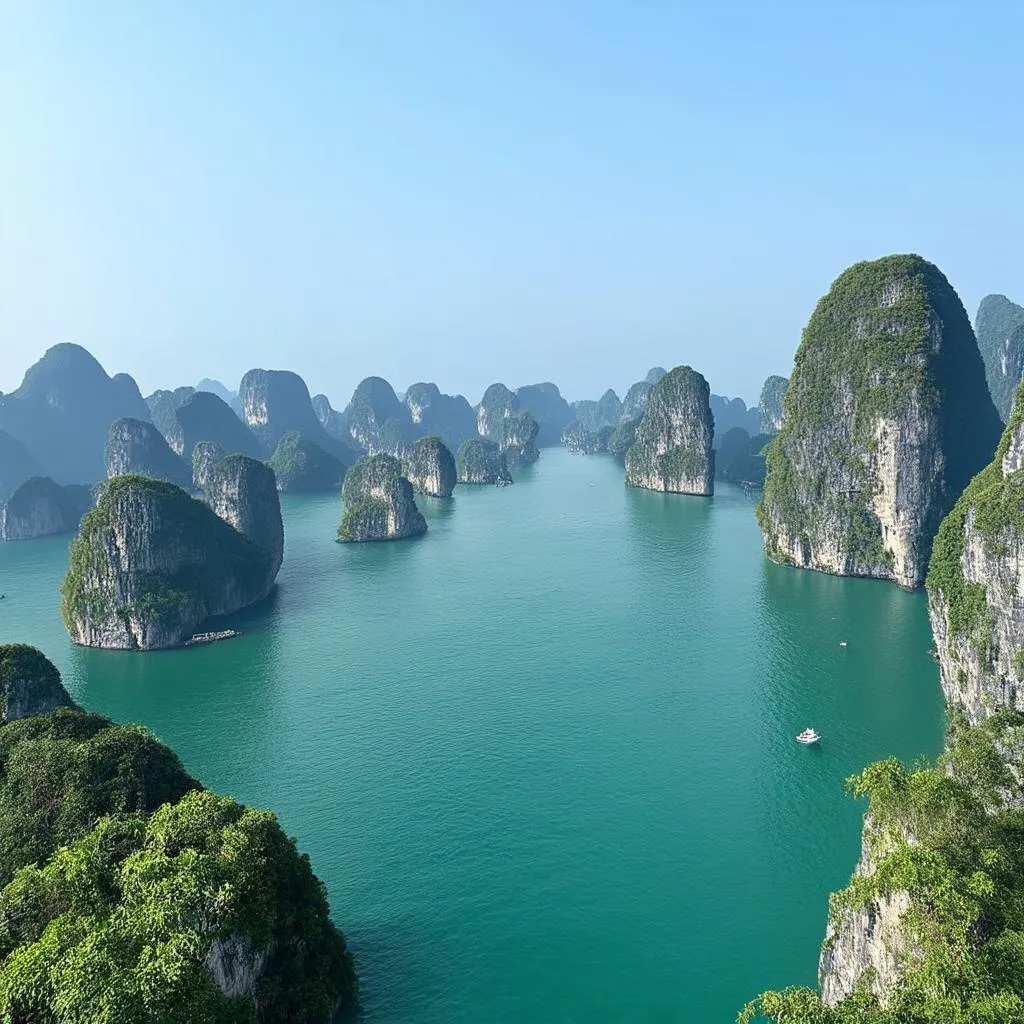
[796,728,820,745]
[839,641,848,648]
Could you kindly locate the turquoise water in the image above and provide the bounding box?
[0,448,943,1022]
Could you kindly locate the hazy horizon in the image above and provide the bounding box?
[2,3,1021,406]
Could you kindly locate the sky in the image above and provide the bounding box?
[1,2,1022,409]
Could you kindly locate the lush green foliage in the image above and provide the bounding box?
[0,791,356,1023]
[758,375,788,434]
[269,431,344,493]
[927,381,1024,651]
[501,411,540,467]
[60,475,272,635]
[759,255,1001,575]
[741,712,1024,1023]
[0,707,199,885]
[338,453,424,540]
[0,649,356,1022]
[403,435,457,496]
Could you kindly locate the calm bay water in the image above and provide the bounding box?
[0,448,943,1022]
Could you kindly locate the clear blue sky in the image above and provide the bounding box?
[2,2,1021,408]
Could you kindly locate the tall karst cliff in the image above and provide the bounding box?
[0,344,150,485]
[343,377,414,455]
[338,453,426,542]
[476,383,517,443]
[0,477,93,541]
[514,383,573,446]
[758,375,788,434]
[757,255,1001,589]
[928,383,1024,723]
[975,293,1024,422]
[403,383,477,451]
[404,436,457,498]
[624,366,714,495]
[104,418,192,488]
[172,391,264,462]
[62,475,280,650]
[239,368,354,463]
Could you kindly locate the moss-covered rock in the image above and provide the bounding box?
[0,344,150,486]
[0,649,356,1021]
[61,475,278,650]
[174,391,264,462]
[338,453,426,542]
[624,366,714,495]
[476,383,517,442]
[501,411,540,467]
[758,254,1002,588]
[342,377,413,455]
[456,439,512,485]
[269,431,345,493]
[975,293,1024,421]
[404,436,457,498]
[758,375,788,434]
[927,382,1024,722]
[201,455,284,578]
[403,383,477,451]
[0,644,75,725]
[0,476,93,541]
[104,417,192,488]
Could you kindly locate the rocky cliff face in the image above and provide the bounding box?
[174,391,264,462]
[562,422,614,455]
[624,366,714,495]
[191,441,226,491]
[476,384,517,442]
[61,475,278,650]
[269,431,345,492]
[239,368,353,462]
[817,820,912,1007]
[343,377,413,455]
[975,294,1024,422]
[0,644,75,723]
[501,411,540,467]
[338,453,426,542]
[456,439,512,485]
[927,386,1024,723]
[514,383,573,446]
[404,436,457,498]
[312,394,348,441]
[0,343,150,485]
[200,455,284,578]
[403,383,477,451]
[571,390,622,433]
[146,386,195,444]
[620,368,666,423]
[194,378,237,406]
[758,255,1002,589]
[0,430,43,502]
[0,477,93,541]
[758,375,788,434]
[104,418,192,488]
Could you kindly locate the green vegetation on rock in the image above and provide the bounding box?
[404,435,457,498]
[0,648,356,1023]
[338,453,426,542]
[758,375,788,434]
[624,365,714,495]
[456,439,512,485]
[742,711,1024,1023]
[269,431,345,492]
[571,390,621,434]
[61,475,275,649]
[975,294,1024,422]
[343,377,413,455]
[104,417,192,488]
[758,254,1001,588]
[501,411,540,467]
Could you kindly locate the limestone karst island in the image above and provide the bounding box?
[2,6,1022,1023]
